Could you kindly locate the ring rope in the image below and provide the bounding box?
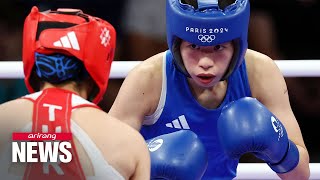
[0,60,320,78]
[0,60,319,179]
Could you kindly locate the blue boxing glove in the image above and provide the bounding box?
[146,130,208,180]
[217,97,299,173]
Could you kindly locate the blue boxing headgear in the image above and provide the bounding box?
[166,0,250,79]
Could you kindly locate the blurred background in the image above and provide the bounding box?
[0,0,319,163]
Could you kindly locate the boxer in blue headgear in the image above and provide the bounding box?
[167,0,249,80]
[110,0,310,179]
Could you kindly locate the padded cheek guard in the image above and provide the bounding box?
[166,0,250,79]
[23,6,116,104]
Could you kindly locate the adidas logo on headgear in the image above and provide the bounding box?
[53,31,80,50]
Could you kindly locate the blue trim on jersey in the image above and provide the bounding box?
[141,50,252,179]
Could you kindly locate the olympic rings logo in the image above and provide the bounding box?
[198,34,216,43]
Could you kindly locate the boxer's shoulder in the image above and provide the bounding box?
[134,51,165,79]
[0,98,33,133]
[0,98,33,115]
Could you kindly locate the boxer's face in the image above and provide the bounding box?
[180,40,234,87]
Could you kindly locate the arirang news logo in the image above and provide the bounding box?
[11,132,72,163]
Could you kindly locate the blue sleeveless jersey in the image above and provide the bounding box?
[141,51,252,179]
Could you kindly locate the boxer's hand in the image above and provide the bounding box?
[146,130,208,180]
[217,97,299,173]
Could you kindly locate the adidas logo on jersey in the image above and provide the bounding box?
[53,31,80,50]
[166,115,190,129]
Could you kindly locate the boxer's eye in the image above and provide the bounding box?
[191,44,200,49]
[213,45,224,51]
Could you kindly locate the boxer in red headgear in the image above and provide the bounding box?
[0,6,150,180]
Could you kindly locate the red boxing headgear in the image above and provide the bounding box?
[23,6,116,104]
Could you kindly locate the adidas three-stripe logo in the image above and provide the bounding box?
[165,115,190,129]
[53,31,80,50]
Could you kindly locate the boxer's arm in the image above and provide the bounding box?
[109,55,163,130]
[0,101,12,148]
[130,132,151,180]
[0,99,32,147]
[246,49,310,179]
